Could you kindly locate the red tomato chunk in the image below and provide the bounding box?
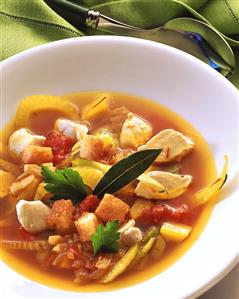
[139,204,191,225]
[44,131,74,164]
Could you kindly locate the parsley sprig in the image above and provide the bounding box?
[91,220,120,255]
[41,166,87,204]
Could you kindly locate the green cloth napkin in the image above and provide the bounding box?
[1,0,238,88]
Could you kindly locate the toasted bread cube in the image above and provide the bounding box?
[47,200,75,234]
[95,194,129,223]
[75,212,99,242]
[22,145,53,165]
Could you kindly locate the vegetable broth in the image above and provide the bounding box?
[0,92,216,291]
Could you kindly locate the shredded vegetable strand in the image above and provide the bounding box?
[1,240,50,250]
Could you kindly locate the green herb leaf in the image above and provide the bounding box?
[93,149,162,198]
[91,220,120,255]
[41,166,87,204]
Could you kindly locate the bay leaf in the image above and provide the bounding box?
[93,149,161,198]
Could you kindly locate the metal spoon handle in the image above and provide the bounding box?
[44,0,100,29]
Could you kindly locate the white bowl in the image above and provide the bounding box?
[1,36,239,299]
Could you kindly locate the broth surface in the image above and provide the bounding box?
[0,92,216,291]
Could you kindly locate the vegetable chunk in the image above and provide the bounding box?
[101,243,139,283]
[160,222,192,242]
[138,129,194,163]
[81,94,110,121]
[95,193,129,223]
[0,170,15,198]
[120,113,152,149]
[136,171,192,199]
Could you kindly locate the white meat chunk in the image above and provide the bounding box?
[120,113,152,149]
[8,129,45,159]
[138,129,194,163]
[121,227,142,246]
[136,171,192,200]
[54,119,88,141]
[16,200,51,233]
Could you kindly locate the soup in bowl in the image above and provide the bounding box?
[0,36,238,299]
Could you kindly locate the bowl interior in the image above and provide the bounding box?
[1,36,239,299]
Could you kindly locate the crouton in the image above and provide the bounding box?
[75,212,99,242]
[78,135,105,161]
[47,199,75,234]
[22,145,53,165]
[95,194,129,223]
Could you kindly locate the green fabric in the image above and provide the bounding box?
[1,0,238,88]
[0,0,82,60]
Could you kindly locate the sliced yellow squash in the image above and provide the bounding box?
[0,158,20,175]
[189,156,228,208]
[81,94,110,121]
[131,237,156,267]
[0,170,15,198]
[101,243,139,283]
[149,234,166,260]
[72,158,111,189]
[15,95,79,128]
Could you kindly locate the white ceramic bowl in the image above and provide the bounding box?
[1,36,239,299]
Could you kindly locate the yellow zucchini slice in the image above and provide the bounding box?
[149,234,166,260]
[101,243,139,283]
[81,94,110,121]
[160,222,192,242]
[131,237,156,267]
[189,156,228,208]
[0,158,20,175]
[15,95,79,129]
[0,170,15,198]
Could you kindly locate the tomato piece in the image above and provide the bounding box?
[44,131,74,164]
[163,204,191,222]
[151,205,165,224]
[137,204,192,225]
[79,195,100,214]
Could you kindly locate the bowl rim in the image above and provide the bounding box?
[1,35,239,299]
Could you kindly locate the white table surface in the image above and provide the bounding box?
[198,264,239,299]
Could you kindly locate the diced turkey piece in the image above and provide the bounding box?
[120,113,152,149]
[16,199,51,233]
[95,193,129,223]
[54,119,88,141]
[75,212,99,242]
[8,129,46,159]
[138,129,194,163]
[136,171,192,200]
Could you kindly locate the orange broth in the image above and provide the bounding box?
[0,91,216,292]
